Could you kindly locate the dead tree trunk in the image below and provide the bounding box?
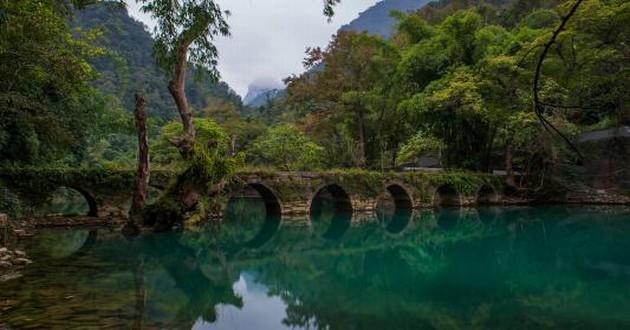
[127,93,149,231]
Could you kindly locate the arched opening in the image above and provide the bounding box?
[146,186,164,206]
[42,186,98,217]
[224,183,282,248]
[476,185,499,204]
[310,184,352,239]
[433,184,460,207]
[376,184,413,234]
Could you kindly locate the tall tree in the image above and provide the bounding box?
[136,0,230,157]
[286,31,399,168]
[137,0,341,156]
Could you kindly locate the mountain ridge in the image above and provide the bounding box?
[339,0,432,38]
[73,4,243,121]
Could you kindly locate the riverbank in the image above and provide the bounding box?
[1,213,33,282]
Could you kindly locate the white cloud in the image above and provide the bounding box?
[126,0,378,97]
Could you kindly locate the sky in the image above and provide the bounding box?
[126,0,379,98]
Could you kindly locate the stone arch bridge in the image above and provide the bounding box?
[0,168,502,219]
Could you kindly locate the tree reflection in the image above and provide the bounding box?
[2,207,629,329]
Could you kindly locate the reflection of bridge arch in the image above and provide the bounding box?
[310,184,352,239]
[377,183,414,234]
[476,185,499,204]
[225,183,283,248]
[37,229,98,259]
[433,184,461,207]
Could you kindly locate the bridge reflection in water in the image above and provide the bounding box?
[2,206,630,328]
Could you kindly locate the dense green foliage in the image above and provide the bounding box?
[281,0,629,188]
[0,0,109,166]
[249,124,325,171]
[0,1,242,169]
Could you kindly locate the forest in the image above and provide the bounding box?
[0,0,628,221]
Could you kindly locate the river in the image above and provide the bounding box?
[1,205,629,329]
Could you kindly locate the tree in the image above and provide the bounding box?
[249,124,324,171]
[400,67,494,170]
[285,31,399,168]
[137,0,342,157]
[152,118,229,166]
[136,0,229,157]
[0,0,108,166]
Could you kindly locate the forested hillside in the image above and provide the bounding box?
[73,3,242,121]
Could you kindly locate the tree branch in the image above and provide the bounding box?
[533,0,585,160]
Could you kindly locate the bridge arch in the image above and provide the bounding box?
[476,185,499,204]
[433,184,461,207]
[377,183,414,234]
[309,184,352,239]
[44,186,98,217]
[246,183,282,218]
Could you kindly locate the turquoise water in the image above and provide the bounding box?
[1,206,629,329]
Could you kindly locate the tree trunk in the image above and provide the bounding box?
[505,141,516,187]
[355,105,367,168]
[126,93,149,233]
[229,134,237,156]
[168,40,196,158]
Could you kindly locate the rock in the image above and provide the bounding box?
[14,250,26,257]
[0,271,22,282]
[0,247,7,253]
[13,258,33,265]
[0,261,12,268]
[0,255,11,262]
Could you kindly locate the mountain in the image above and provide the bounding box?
[243,81,286,108]
[245,88,286,108]
[73,3,242,122]
[340,0,433,39]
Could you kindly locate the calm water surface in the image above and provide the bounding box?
[1,206,629,329]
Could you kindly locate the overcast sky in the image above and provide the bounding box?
[126,0,379,97]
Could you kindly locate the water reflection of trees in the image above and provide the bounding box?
[2,207,629,328]
[242,207,630,329]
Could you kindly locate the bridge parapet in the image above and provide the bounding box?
[231,170,502,217]
[1,168,502,220]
